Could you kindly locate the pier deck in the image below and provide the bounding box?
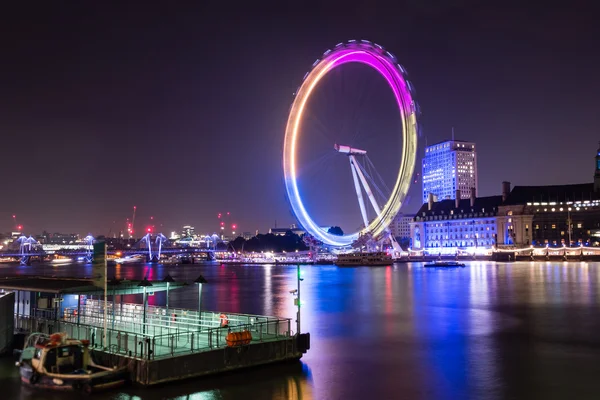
[15,301,292,359]
[2,277,310,385]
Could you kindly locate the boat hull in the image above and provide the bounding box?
[336,252,394,266]
[423,263,465,268]
[20,363,129,394]
[336,261,394,266]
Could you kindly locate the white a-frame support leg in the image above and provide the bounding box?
[348,152,404,255]
[350,155,382,217]
[350,157,369,229]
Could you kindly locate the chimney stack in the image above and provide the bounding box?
[428,192,434,211]
[470,187,476,207]
[502,181,511,202]
[455,189,461,209]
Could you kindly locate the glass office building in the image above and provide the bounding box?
[422,140,478,204]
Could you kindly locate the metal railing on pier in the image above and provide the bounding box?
[14,302,292,361]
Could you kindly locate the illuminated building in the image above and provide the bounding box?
[269,225,306,236]
[46,233,79,245]
[411,188,507,251]
[242,232,253,240]
[497,144,600,246]
[422,140,478,204]
[389,213,414,240]
[501,183,600,246]
[412,142,600,252]
[182,225,195,238]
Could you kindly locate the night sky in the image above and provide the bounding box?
[1,1,598,236]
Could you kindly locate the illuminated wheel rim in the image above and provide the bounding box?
[283,40,419,247]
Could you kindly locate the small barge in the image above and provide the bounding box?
[16,332,129,394]
[336,252,393,266]
[4,276,311,387]
[424,261,466,268]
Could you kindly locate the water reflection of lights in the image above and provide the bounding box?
[264,264,273,316]
[384,266,392,315]
[112,362,313,400]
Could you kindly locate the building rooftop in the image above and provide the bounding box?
[415,181,600,219]
[269,228,305,234]
[505,183,600,205]
[415,195,504,217]
[426,139,474,147]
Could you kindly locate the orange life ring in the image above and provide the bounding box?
[225,330,252,347]
[219,313,229,327]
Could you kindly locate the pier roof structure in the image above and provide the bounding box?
[0,276,186,295]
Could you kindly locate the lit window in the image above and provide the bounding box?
[551,224,556,229]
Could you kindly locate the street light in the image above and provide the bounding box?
[162,274,175,320]
[194,275,208,329]
[138,277,153,335]
[109,277,121,331]
[293,265,304,335]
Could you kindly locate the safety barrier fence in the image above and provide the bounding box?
[14,307,292,361]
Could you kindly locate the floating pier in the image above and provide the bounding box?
[1,277,310,386]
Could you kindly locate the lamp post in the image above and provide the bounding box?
[567,209,572,246]
[162,274,175,323]
[296,264,304,335]
[109,277,121,331]
[194,275,208,330]
[138,277,153,335]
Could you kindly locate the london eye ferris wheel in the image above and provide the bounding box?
[283,40,419,248]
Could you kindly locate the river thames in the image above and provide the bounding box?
[2,261,600,399]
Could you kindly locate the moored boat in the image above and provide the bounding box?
[113,255,144,264]
[50,257,72,264]
[16,332,129,394]
[423,261,466,268]
[336,252,393,266]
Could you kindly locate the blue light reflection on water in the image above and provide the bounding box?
[2,261,600,399]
